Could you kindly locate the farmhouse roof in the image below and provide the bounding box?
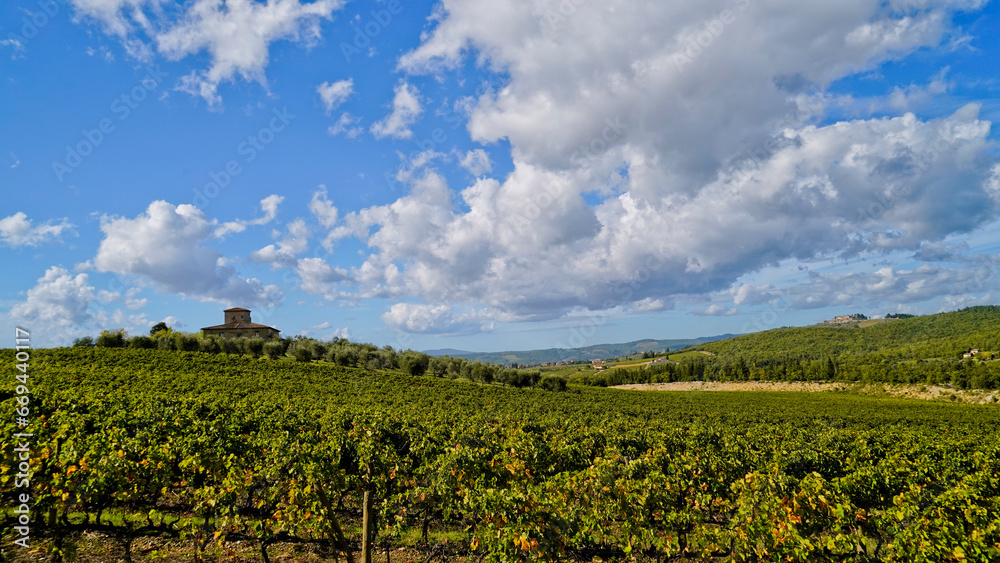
[201,321,280,331]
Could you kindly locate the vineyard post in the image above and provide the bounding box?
[48,438,60,528]
[49,436,63,563]
[361,489,374,563]
[314,481,356,563]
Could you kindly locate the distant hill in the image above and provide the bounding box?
[580,307,1000,389]
[694,306,999,362]
[422,348,474,357]
[427,335,738,365]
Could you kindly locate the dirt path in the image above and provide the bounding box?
[613,381,1000,404]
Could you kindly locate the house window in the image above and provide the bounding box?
[255,331,260,337]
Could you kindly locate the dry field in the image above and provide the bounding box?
[613,380,1000,404]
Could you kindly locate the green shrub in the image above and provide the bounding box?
[175,333,200,352]
[96,329,127,348]
[263,340,285,360]
[128,336,155,349]
[399,351,430,376]
[539,375,568,392]
[73,336,95,347]
[244,337,265,358]
[198,336,222,354]
[221,338,241,355]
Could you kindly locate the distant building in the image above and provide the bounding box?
[201,307,280,339]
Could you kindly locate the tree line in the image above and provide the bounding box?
[579,353,1000,390]
[72,327,568,391]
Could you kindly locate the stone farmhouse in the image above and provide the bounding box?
[201,307,280,339]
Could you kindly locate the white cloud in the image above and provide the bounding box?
[328,112,363,138]
[309,186,339,228]
[299,320,331,337]
[215,194,284,238]
[887,66,952,112]
[93,308,152,336]
[370,81,423,139]
[984,163,1000,203]
[698,304,739,316]
[296,257,349,297]
[314,0,1000,334]
[94,200,281,306]
[0,212,74,247]
[10,266,98,338]
[317,78,353,113]
[459,148,492,175]
[1,38,25,58]
[632,297,667,313]
[72,0,344,107]
[69,0,157,38]
[99,290,120,303]
[250,218,311,267]
[243,206,351,297]
[6,267,158,346]
[783,264,996,310]
[381,302,502,334]
[124,287,148,310]
[249,244,298,268]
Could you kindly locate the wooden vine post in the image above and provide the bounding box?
[361,489,375,563]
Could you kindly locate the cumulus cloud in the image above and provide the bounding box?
[250,219,312,267]
[317,78,353,113]
[459,148,492,175]
[71,0,344,106]
[370,81,423,139]
[12,267,97,329]
[913,240,967,262]
[315,0,1000,332]
[69,0,156,39]
[309,186,339,228]
[215,194,284,237]
[247,207,350,297]
[6,266,157,345]
[631,297,667,312]
[299,320,331,337]
[250,218,311,268]
[698,304,739,316]
[295,257,350,297]
[124,287,149,310]
[0,212,74,247]
[887,67,953,112]
[381,302,503,334]
[328,112,363,138]
[783,264,996,310]
[94,200,281,306]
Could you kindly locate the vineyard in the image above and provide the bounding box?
[576,307,1000,389]
[3,347,1000,562]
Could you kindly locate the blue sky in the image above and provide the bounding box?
[2,0,999,351]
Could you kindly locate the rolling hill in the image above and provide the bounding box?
[570,306,1000,389]
[693,305,1000,362]
[426,334,737,365]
